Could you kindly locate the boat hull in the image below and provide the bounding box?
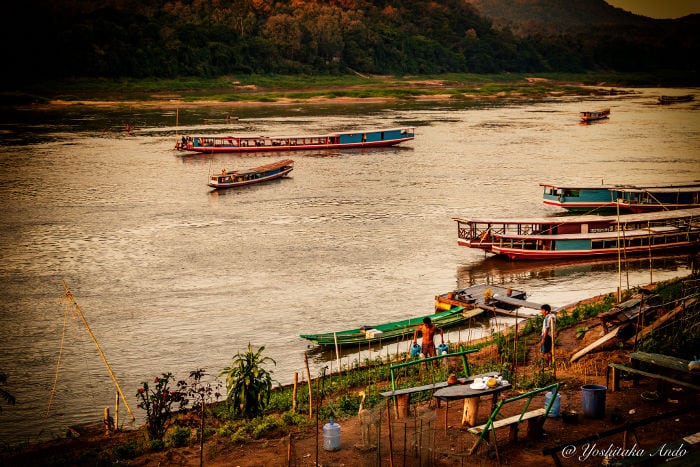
[300,306,483,347]
[490,243,698,261]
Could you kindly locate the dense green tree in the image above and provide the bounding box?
[3,0,696,82]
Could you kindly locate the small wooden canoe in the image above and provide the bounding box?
[658,95,694,104]
[300,306,484,347]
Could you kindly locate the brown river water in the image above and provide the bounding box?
[0,88,698,445]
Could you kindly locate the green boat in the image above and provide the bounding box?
[300,306,484,347]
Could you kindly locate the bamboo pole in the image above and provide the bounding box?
[292,372,298,413]
[62,281,135,421]
[304,353,313,418]
[551,314,557,379]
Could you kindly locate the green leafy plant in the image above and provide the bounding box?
[220,344,276,420]
[166,425,192,448]
[136,373,188,441]
[575,327,590,339]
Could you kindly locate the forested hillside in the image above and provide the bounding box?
[4,0,698,82]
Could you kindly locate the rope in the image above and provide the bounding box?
[46,301,70,417]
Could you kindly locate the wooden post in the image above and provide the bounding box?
[200,401,205,467]
[115,391,119,432]
[462,398,480,426]
[292,372,298,413]
[103,407,111,434]
[304,353,313,418]
[387,398,394,467]
[551,315,557,378]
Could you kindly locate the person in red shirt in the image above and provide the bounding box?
[413,317,444,358]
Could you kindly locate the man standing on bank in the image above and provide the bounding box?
[540,304,556,368]
[413,317,444,358]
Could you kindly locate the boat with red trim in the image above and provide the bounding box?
[453,208,700,261]
[208,159,294,189]
[176,127,414,153]
[579,108,610,122]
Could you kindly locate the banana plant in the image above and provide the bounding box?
[220,344,276,420]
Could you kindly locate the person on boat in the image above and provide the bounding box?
[412,317,444,359]
[540,304,556,368]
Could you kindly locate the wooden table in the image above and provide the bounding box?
[433,378,512,427]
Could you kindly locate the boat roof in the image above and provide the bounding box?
[453,207,700,225]
[225,159,293,175]
[616,185,700,194]
[539,183,619,190]
[539,182,700,191]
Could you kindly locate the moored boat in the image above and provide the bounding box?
[454,208,700,261]
[541,183,619,213]
[579,108,610,122]
[541,182,700,213]
[299,306,483,347]
[658,94,694,104]
[435,284,542,317]
[176,127,415,153]
[208,159,294,189]
[616,185,700,213]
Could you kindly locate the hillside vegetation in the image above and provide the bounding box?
[5,0,698,84]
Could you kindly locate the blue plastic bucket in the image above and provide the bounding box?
[581,384,607,418]
[410,343,421,357]
[544,391,561,417]
[323,419,341,451]
[437,343,449,355]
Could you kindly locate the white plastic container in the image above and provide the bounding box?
[323,419,341,451]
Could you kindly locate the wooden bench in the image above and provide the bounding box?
[466,383,559,457]
[607,362,700,394]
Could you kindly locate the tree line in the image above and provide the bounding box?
[5,0,698,82]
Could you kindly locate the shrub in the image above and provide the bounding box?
[135,373,188,441]
[220,344,276,420]
[166,425,193,448]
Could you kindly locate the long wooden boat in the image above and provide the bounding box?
[176,127,415,153]
[658,94,694,104]
[579,108,610,122]
[299,306,483,347]
[541,182,700,213]
[208,159,294,189]
[453,207,700,260]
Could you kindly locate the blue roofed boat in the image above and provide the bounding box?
[541,182,700,214]
[176,127,415,153]
[541,183,619,213]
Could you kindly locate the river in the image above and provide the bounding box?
[0,88,698,446]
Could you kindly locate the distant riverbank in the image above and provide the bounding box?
[4,72,646,110]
